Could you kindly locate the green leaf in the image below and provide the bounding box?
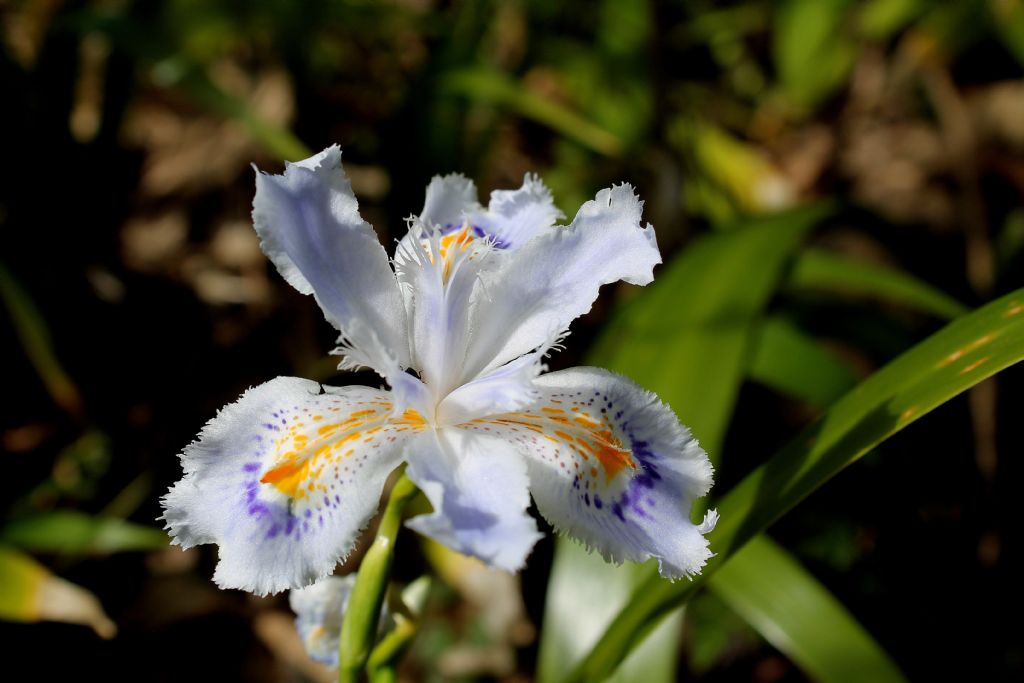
[566,288,1024,682]
[749,316,859,406]
[787,248,969,320]
[673,120,796,215]
[857,0,926,40]
[990,0,1024,68]
[774,0,857,111]
[0,545,115,637]
[539,204,833,683]
[0,511,168,555]
[590,202,834,455]
[709,536,906,683]
[537,552,679,683]
[440,68,624,157]
[0,262,83,415]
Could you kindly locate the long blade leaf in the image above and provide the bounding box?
[1,511,169,555]
[590,202,835,454]
[749,316,859,406]
[709,536,907,683]
[567,288,1024,681]
[787,248,969,320]
[539,204,832,682]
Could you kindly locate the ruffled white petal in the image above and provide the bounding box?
[289,574,355,666]
[459,184,661,381]
[395,174,560,392]
[460,367,715,579]
[252,146,410,374]
[419,173,480,231]
[404,428,542,571]
[162,377,424,595]
[289,574,394,667]
[467,173,565,249]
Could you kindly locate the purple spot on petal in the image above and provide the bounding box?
[248,503,269,517]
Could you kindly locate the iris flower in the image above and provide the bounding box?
[162,146,716,596]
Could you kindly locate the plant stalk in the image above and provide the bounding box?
[337,472,418,683]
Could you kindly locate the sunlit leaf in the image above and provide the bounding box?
[537,552,678,683]
[567,288,1024,681]
[0,546,115,637]
[539,204,833,682]
[1,511,168,555]
[590,202,834,452]
[709,536,906,683]
[672,120,796,215]
[787,248,969,320]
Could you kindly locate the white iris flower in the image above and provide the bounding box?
[162,146,717,596]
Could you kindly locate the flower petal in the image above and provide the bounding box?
[394,227,490,395]
[436,347,544,425]
[253,146,409,373]
[419,173,481,231]
[289,574,355,666]
[467,173,565,249]
[460,367,716,579]
[460,184,661,380]
[162,377,425,595]
[404,428,542,571]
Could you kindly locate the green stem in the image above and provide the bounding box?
[366,614,418,683]
[337,473,419,683]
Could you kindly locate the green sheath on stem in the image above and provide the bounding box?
[337,472,419,683]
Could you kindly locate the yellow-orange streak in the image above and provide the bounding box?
[400,409,427,427]
[589,429,636,481]
[260,458,313,499]
[261,407,427,499]
[438,226,477,279]
[960,356,990,375]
